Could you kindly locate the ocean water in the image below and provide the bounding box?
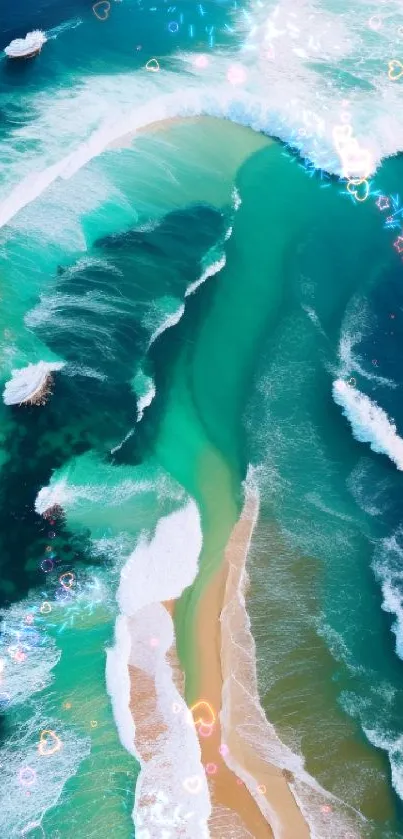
[1,0,403,837]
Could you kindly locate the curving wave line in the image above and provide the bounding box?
[3,360,65,405]
[332,379,403,471]
[106,501,211,837]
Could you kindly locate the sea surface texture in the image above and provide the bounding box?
[0,0,403,837]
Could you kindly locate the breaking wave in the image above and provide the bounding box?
[332,379,403,471]
[3,361,65,406]
[106,501,212,837]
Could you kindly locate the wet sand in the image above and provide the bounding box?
[107,117,197,150]
[128,494,310,838]
[193,489,310,839]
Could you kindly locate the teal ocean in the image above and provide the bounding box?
[1,1,403,837]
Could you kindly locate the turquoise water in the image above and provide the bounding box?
[1,1,403,837]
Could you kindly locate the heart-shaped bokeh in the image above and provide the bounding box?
[145,58,160,72]
[190,700,216,729]
[38,729,62,757]
[93,1,111,20]
[388,59,403,81]
[182,775,202,795]
[347,177,370,203]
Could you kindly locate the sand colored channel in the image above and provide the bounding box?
[193,491,310,839]
[128,497,310,838]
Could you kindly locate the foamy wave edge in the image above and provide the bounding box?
[105,500,213,838]
[219,466,365,839]
[332,379,403,471]
[0,82,363,232]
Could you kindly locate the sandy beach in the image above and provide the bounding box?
[127,488,310,838]
[193,489,310,839]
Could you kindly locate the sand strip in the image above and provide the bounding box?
[192,488,310,839]
[128,493,310,837]
[219,489,311,838]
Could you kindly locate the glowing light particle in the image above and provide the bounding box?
[59,572,75,591]
[190,700,216,729]
[18,767,37,787]
[388,60,403,81]
[206,762,217,775]
[38,729,62,757]
[376,195,390,211]
[193,54,208,68]
[41,558,54,573]
[219,743,229,757]
[199,722,215,737]
[257,784,266,794]
[145,58,160,72]
[346,178,370,203]
[393,236,403,253]
[227,63,247,85]
[368,15,382,30]
[93,1,111,20]
[321,804,333,814]
[182,775,202,794]
[13,649,26,663]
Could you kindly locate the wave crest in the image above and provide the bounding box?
[332,379,403,471]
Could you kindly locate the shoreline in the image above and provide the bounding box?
[127,486,310,837]
[194,485,311,838]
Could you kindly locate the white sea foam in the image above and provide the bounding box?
[0,599,59,707]
[132,368,156,423]
[106,501,211,837]
[0,595,90,837]
[363,727,403,803]
[35,472,157,516]
[346,458,387,517]
[26,289,127,330]
[3,360,64,405]
[117,501,202,612]
[63,363,107,382]
[137,382,155,423]
[46,17,82,40]
[301,304,327,339]
[0,710,90,838]
[146,297,185,349]
[231,186,242,211]
[105,615,137,758]
[332,379,403,471]
[110,428,135,456]
[337,298,395,388]
[373,530,403,661]
[185,253,226,298]
[4,30,46,58]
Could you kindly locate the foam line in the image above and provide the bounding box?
[332,379,403,471]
